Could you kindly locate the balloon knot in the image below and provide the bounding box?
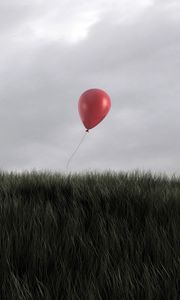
[86,129,89,132]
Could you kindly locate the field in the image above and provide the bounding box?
[0,170,179,299]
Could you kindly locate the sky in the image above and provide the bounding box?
[0,0,180,176]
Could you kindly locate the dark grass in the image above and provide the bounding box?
[0,169,179,299]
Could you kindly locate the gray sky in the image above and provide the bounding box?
[0,0,180,176]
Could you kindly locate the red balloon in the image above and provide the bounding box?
[78,88,111,130]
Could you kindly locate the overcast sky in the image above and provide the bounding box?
[0,0,180,176]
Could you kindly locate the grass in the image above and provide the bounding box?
[0,169,179,299]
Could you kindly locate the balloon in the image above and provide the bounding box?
[78,88,111,130]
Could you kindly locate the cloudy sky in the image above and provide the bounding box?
[0,0,180,176]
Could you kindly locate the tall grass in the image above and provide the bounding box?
[0,170,179,299]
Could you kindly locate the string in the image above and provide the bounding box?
[66,129,89,173]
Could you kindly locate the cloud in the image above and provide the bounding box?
[0,0,153,41]
[0,0,179,176]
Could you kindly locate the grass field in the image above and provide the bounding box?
[0,170,179,299]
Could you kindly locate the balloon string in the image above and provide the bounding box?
[66,129,89,173]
